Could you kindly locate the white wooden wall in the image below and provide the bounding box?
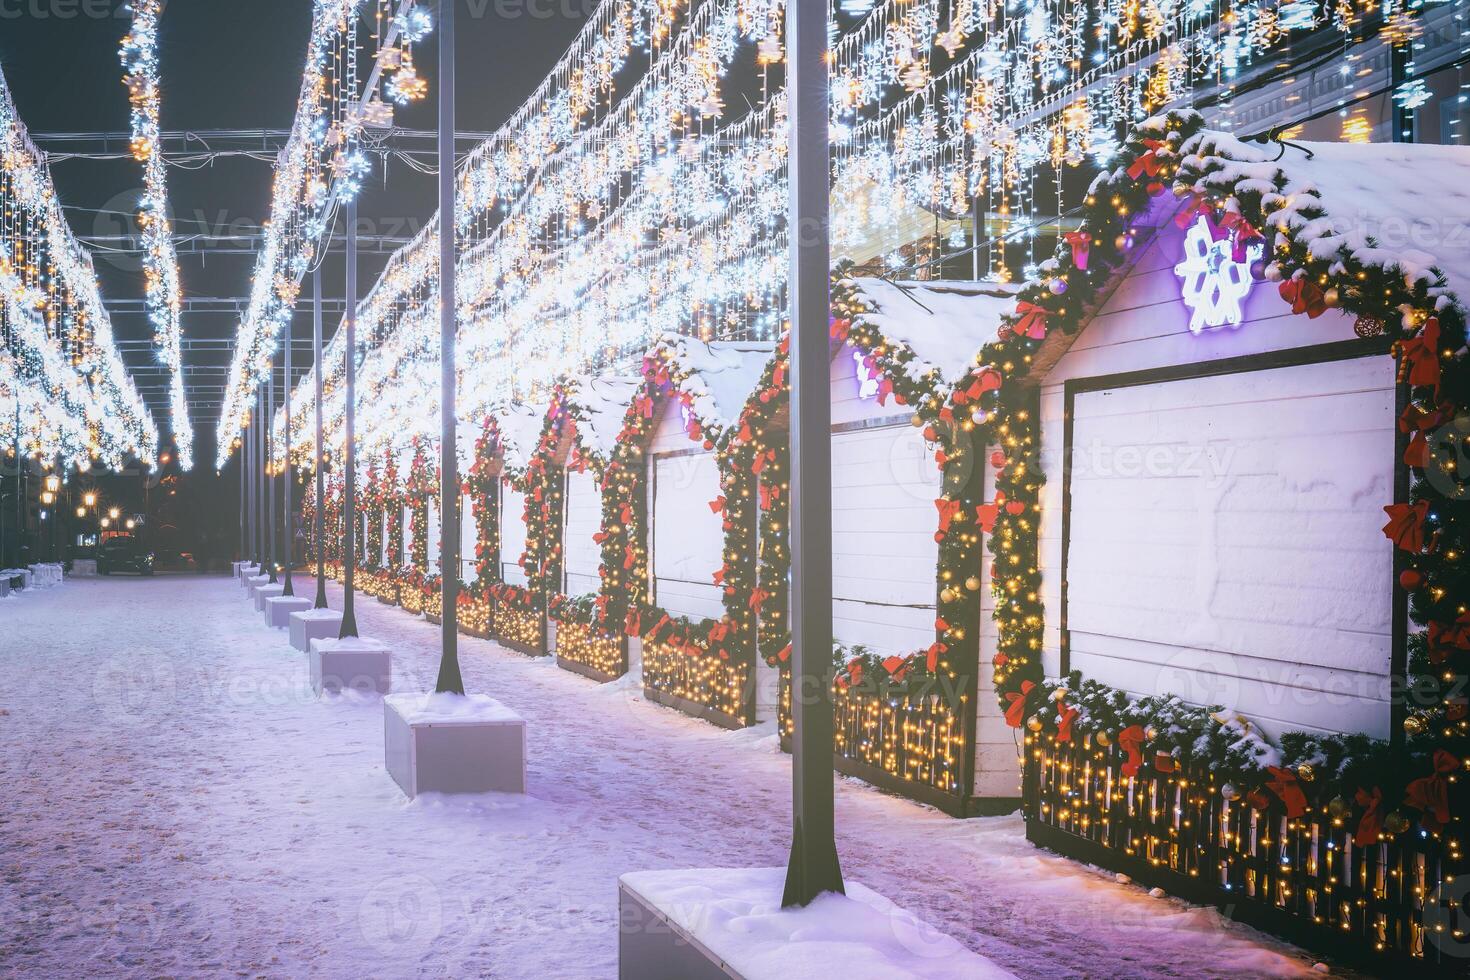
[563,469,602,597]
[401,505,412,568]
[649,398,725,621]
[1039,202,1396,740]
[379,509,388,567]
[830,343,1015,799]
[500,481,529,586]
[460,494,476,583]
[427,500,440,573]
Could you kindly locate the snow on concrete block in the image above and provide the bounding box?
[265,595,312,629]
[290,608,343,653]
[244,573,269,594]
[310,636,391,696]
[617,868,1012,980]
[383,692,526,798]
[252,583,285,612]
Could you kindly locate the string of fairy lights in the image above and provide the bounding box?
[276,0,1429,474]
[0,63,156,471]
[120,0,193,470]
[213,0,434,468]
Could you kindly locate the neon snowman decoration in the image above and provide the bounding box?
[1174,216,1264,335]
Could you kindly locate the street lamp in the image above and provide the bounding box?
[101,517,111,529]
[83,491,97,508]
[76,506,86,519]
[108,506,120,520]
[125,518,136,531]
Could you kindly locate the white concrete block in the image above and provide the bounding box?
[383,692,526,797]
[310,636,392,696]
[290,608,343,652]
[244,573,269,594]
[265,595,313,628]
[253,583,285,611]
[618,868,1010,980]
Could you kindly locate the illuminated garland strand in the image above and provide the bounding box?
[120,0,193,469]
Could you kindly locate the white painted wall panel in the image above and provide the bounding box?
[427,500,440,573]
[831,421,941,655]
[564,469,602,597]
[830,341,913,427]
[461,495,476,583]
[500,482,529,586]
[1065,357,1395,738]
[652,451,725,621]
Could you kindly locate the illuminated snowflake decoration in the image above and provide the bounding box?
[1174,216,1263,334]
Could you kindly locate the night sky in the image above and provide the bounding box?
[0,0,591,559]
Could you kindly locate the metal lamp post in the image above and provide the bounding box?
[435,0,464,696]
[782,0,845,908]
[313,269,328,609]
[339,198,360,640]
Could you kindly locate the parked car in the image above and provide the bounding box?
[97,536,155,576]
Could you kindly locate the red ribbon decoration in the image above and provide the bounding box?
[1056,703,1079,744]
[1427,611,1470,663]
[974,502,1000,534]
[709,495,726,514]
[1382,500,1431,552]
[1126,138,1167,180]
[1266,766,1308,818]
[1063,230,1091,270]
[1398,317,1443,394]
[776,643,791,663]
[1400,401,1450,467]
[748,588,771,611]
[1013,302,1050,340]
[1173,193,1213,229]
[925,642,945,672]
[1004,680,1036,728]
[1119,725,1146,777]
[829,317,851,341]
[1217,212,1264,263]
[1353,786,1384,846]
[935,498,963,533]
[1279,277,1328,319]
[1405,750,1460,832]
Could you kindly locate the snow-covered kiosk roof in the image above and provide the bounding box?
[648,336,778,439]
[844,278,1022,394]
[489,401,548,474]
[562,374,643,463]
[1182,134,1470,311]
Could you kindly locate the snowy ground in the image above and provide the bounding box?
[1,574,1332,978]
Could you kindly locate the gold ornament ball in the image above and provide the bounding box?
[1296,763,1315,783]
[1094,730,1111,747]
[1404,714,1428,736]
[965,576,982,592]
[1051,686,1069,702]
[1144,726,1159,741]
[1026,714,1044,733]
[1322,286,1340,307]
[1326,796,1351,819]
[1383,810,1411,835]
[940,587,957,604]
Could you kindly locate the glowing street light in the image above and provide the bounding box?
[109,506,121,520]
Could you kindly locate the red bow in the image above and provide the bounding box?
[829,317,851,341]
[624,606,642,637]
[1405,751,1460,832]
[1427,611,1470,663]
[1004,680,1036,728]
[1063,230,1091,270]
[837,659,865,691]
[925,642,944,672]
[1279,277,1327,319]
[709,495,726,514]
[1217,212,1264,262]
[974,502,999,534]
[1126,138,1167,180]
[776,643,791,663]
[935,498,963,533]
[1174,193,1214,229]
[1353,786,1385,846]
[749,588,771,611]
[1012,302,1050,340]
[1400,401,1450,467]
[772,361,787,389]
[963,368,1003,402]
[1382,500,1431,552]
[1119,725,1147,777]
[1056,703,1079,744]
[1266,766,1307,818]
[1398,317,1442,394]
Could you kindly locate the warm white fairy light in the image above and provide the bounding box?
[121,0,193,470]
[280,0,1377,467]
[1,62,156,469]
[215,0,433,468]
